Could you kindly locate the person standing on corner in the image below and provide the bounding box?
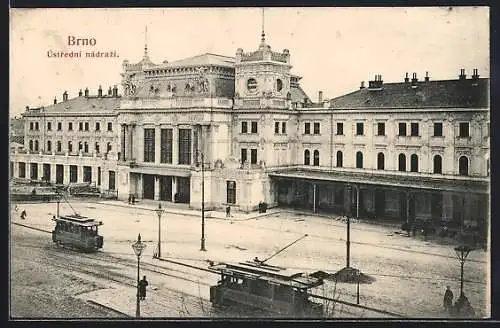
[226,205,231,218]
[139,275,149,300]
[443,285,454,314]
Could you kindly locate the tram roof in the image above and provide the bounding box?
[53,214,102,227]
[212,261,323,289]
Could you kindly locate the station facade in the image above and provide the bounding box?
[10,32,489,229]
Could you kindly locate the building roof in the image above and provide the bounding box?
[329,78,489,109]
[10,136,24,145]
[290,85,310,103]
[24,95,121,115]
[150,53,235,70]
[10,118,24,135]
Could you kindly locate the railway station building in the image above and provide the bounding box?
[10,32,490,230]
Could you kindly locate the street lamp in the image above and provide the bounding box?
[356,269,361,304]
[454,245,472,297]
[131,233,147,318]
[154,203,164,258]
[196,149,206,251]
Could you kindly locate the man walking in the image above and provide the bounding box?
[139,275,149,300]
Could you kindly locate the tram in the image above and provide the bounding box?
[209,260,324,317]
[52,214,104,252]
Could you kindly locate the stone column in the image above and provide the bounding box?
[13,161,19,178]
[154,176,160,201]
[92,165,99,185]
[172,127,178,165]
[121,124,127,161]
[50,164,57,184]
[63,165,70,184]
[172,176,177,201]
[136,174,143,199]
[128,124,134,161]
[356,186,360,218]
[155,126,161,164]
[78,165,84,183]
[38,163,43,181]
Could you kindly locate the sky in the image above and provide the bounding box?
[9,7,489,117]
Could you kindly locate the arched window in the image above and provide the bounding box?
[433,155,442,174]
[47,140,52,152]
[304,149,310,165]
[107,142,112,152]
[459,156,469,176]
[356,151,363,168]
[57,141,62,152]
[34,140,39,151]
[377,152,385,170]
[29,140,33,151]
[313,150,320,166]
[410,154,418,172]
[336,151,343,167]
[68,141,73,152]
[398,154,406,171]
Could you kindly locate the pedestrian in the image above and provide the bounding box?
[14,204,19,212]
[443,285,453,314]
[128,194,131,204]
[138,275,149,300]
[20,210,27,220]
[226,206,231,218]
[131,194,136,205]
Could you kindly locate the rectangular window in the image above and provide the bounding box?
[19,162,26,178]
[241,148,247,164]
[377,122,385,136]
[160,128,173,164]
[250,149,257,164]
[68,142,73,152]
[282,122,286,134]
[251,121,258,133]
[35,122,39,130]
[47,140,52,152]
[411,122,419,136]
[107,122,113,131]
[356,122,364,135]
[47,122,52,131]
[68,122,73,131]
[433,122,443,137]
[57,122,62,131]
[313,122,320,134]
[108,171,116,190]
[178,128,191,165]
[143,128,155,163]
[29,122,33,130]
[69,165,78,183]
[241,122,248,133]
[459,122,470,137]
[398,123,406,136]
[304,122,311,134]
[84,122,89,131]
[95,122,100,131]
[79,122,83,131]
[95,142,100,154]
[337,123,343,135]
[275,122,280,134]
[57,141,61,152]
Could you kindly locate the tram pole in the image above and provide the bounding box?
[200,150,206,251]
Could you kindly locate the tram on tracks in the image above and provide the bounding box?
[208,234,325,317]
[52,214,104,252]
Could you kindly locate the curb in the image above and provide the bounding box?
[86,299,132,317]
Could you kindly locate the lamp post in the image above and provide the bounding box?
[196,149,206,251]
[356,269,361,304]
[454,245,472,297]
[154,203,164,258]
[131,233,147,318]
[346,184,352,268]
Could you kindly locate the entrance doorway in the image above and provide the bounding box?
[143,174,155,200]
[175,177,190,203]
[160,176,172,201]
[56,165,64,184]
[43,164,51,182]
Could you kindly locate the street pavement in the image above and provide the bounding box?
[10,199,489,318]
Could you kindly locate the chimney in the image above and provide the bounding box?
[63,91,68,101]
[425,71,430,82]
[84,88,89,97]
[98,85,103,97]
[472,68,479,80]
[53,97,57,104]
[404,72,409,83]
[411,73,418,87]
[459,68,466,80]
[368,74,383,89]
[318,91,323,103]
[26,106,29,111]
[112,85,118,97]
[360,81,365,89]
[108,86,112,96]
[78,89,83,97]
